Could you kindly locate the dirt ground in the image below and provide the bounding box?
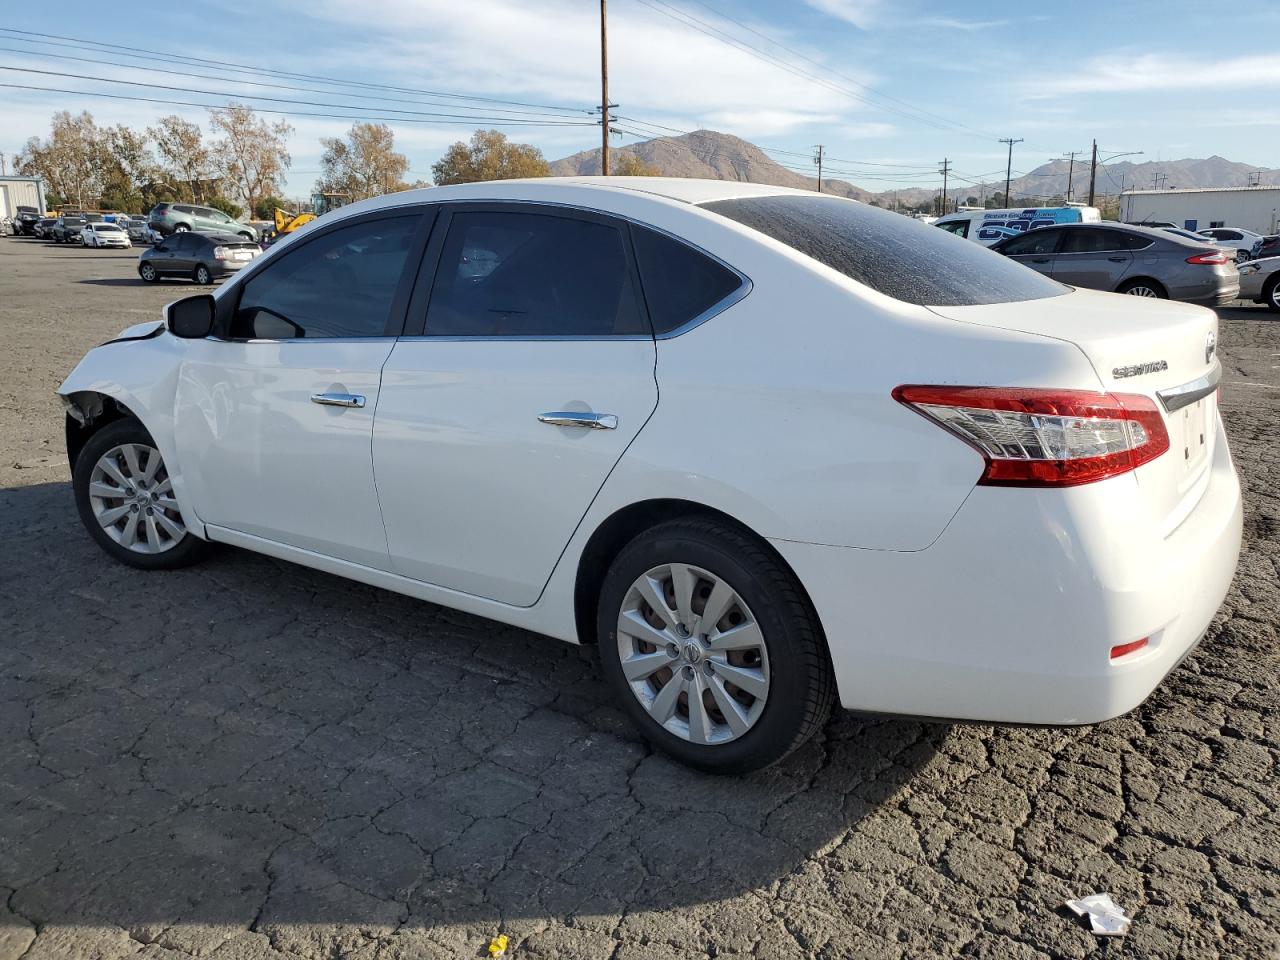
[1,235,1276,959]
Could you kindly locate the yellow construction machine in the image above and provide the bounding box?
[272,192,352,237]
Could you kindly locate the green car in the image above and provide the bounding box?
[147,202,258,241]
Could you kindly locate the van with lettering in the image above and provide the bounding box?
[935,206,1101,246]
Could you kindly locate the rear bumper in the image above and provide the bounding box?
[773,412,1242,725]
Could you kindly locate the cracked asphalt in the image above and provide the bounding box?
[1,236,1277,959]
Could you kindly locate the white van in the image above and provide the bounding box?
[935,206,1102,246]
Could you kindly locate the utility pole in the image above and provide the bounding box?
[1087,139,1098,207]
[813,144,824,192]
[938,158,951,215]
[1061,150,1082,202]
[999,137,1022,207]
[600,0,610,176]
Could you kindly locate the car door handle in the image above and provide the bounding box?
[1031,257,1052,264]
[537,411,618,430]
[311,393,365,408]
[1108,256,1127,262]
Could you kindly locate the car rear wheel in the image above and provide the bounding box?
[597,517,834,773]
[174,224,190,233]
[193,264,212,285]
[138,262,158,282]
[1264,275,1280,313]
[1117,278,1166,298]
[73,419,212,570]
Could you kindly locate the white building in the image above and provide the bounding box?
[0,175,47,219]
[1120,186,1280,235]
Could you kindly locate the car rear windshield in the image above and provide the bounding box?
[700,194,1068,306]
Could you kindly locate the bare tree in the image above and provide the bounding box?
[149,115,212,202]
[431,130,549,185]
[317,123,410,201]
[209,104,292,219]
[16,111,102,207]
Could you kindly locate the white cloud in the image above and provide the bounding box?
[1022,52,1280,98]
[800,0,883,29]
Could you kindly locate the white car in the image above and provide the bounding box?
[57,178,1243,773]
[80,222,132,249]
[1197,227,1263,262]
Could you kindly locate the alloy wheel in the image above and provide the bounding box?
[1124,284,1159,297]
[88,443,186,554]
[616,562,770,745]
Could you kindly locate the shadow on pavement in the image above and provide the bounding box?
[0,480,945,944]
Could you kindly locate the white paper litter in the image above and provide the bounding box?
[1065,892,1132,936]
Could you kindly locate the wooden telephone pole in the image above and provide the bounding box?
[813,145,824,192]
[999,137,1022,206]
[600,0,610,176]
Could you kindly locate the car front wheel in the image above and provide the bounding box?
[138,262,158,282]
[73,419,212,570]
[597,518,834,773]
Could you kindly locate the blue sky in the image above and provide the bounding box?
[3,0,1278,196]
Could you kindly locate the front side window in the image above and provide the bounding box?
[631,226,743,334]
[997,229,1064,256]
[701,195,1066,307]
[232,216,417,339]
[936,220,969,238]
[425,210,646,336]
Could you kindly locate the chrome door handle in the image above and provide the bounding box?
[538,411,618,430]
[310,393,365,408]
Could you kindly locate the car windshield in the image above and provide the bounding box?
[701,194,1068,306]
[97,224,123,231]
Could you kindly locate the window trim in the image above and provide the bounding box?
[212,207,433,342]
[400,199,751,342]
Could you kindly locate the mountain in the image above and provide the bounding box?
[550,130,1280,208]
[550,130,873,201]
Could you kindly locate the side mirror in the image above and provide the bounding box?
[165,294,215,339]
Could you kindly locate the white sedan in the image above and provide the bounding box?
[57,178,1242,773]
[80,222,132,249]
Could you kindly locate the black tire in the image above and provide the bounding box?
[138,262,158,283]
[596,517,835,774]
[238,231,253,241]
[1117,278,1167,298]
[1264,275,1280,313]
[193,264,212,285]
[73,418,213,571]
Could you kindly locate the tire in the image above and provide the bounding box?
[596,517,835,774]
[1236,250,1250,264]
[1117,278,1166,298]
[138,262,158,283]
[193,264,212,285]
[72,418,213,570]
[174,224,190,233]
[1264,275,1280,313]
[238,231,253,241]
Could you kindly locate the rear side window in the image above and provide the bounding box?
[425,210,646,337]
[701,195,1065,306]
[1060,229,1132,253]
[631,226,742,334]
[233,216,417,339]
[1124,234,1154,251]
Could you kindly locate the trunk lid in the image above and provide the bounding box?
[929,287,1220,533]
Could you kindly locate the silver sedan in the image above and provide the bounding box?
[1237,256,1280,311]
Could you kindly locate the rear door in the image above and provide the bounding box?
[1053,227,1134,291]
[373,203,659,606]
[995,227,1065,275]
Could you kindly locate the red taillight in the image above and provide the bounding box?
[1186,251,1228,265]
[893,385,1170,487]
[1110,638,1149,659]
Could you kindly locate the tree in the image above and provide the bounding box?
[206,196,244,220]
[98,125,160,212]
[613,153,659,176]
[253,195,287,219]
[149,115,212,202]
[431,129,549,185]
[16,111,102,208]
[209,104,292,221]
[317,123,410,201]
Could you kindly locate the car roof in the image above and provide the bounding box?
[205,233,248,243]
[1046,221,1209,246]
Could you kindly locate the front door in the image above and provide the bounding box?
[373,205,658,606]
[174,211,426,568]
[1052,227,1134,291]
[997,227,1064,276]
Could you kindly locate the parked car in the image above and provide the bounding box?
[990,222,1239,305]
[33,217,58,239]
[935,205,1101,246]
[137,231,260,284]
[81,222,132,249]
[1255,235,1280,260]
[13,206,42,236]
[1197,227,1264,262]
[148,202,258,241]
[59,180,1242,773]
[1236,256,1280,311]
[50,215,87,244]
[125,217,152,244]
